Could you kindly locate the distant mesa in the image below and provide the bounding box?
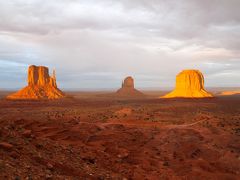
[7,65,65,100]
[162,70,213,98]
[116,76,144,97]
[220,91,240,96]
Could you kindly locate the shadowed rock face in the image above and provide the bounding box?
[162,70,213,98]
[117,76,144,97]
[122,76,134,88]
[7,65,65,100]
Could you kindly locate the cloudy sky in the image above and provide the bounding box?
[0,0,239,90]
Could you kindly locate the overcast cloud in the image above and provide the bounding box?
[0,0,239,89]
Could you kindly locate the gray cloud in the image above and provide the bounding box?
[0,0,239,89]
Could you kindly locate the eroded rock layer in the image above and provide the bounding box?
[7,65,65,100]
[116,76,144,97]
[162,70,213,98]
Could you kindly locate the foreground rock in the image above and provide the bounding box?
[162,70,213,98]
[0,142,13,150]
[116,76,144,97]
[7,65,65,100]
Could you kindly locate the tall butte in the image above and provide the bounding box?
[116,76,144,97]
[162,70,213,98]
[7,65,65,100]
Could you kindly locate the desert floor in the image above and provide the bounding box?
[0,91,239,179]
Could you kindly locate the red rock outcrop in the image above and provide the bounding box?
[162,70,213,98]
[7,65,65,100]
[116,76,144,97]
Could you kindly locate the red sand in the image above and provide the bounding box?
[0,94,239,179]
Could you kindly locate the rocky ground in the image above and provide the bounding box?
[0,94,239,179]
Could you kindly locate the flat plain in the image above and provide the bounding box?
[0,91,239,179]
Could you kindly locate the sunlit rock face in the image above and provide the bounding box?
[116,76,144,97]
[7,65,65,100]
[28,65,57,87]
[162,70,213,98]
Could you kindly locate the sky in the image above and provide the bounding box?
[0,0,239,90]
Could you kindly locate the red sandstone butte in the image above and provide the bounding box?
[116,76,144,97]
[162,70,213,98]
[7,65,65,100]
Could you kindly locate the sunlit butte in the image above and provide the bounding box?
[7,65,65,99]
[162,70,213,98]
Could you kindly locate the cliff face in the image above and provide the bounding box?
[28,65,57,87]
[122,76,134,88]
[117,76,144,97]
[7,65,65,100]
[162,70,213,98]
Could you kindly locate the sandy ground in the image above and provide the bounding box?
[0,91,239,179]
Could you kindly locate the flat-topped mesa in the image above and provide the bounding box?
[116,76,144,97]
[7,65,65,100]
[162,70,213,98]
[220,90,240,96]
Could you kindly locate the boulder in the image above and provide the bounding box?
[7,65,65,100]
[116,76,144,97]
[0,142,13,150]
[162,70,213,98]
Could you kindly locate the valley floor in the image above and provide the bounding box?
[0,94,239,179]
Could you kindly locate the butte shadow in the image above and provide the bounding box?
[7,65,65,100]
[162,70,213,98]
